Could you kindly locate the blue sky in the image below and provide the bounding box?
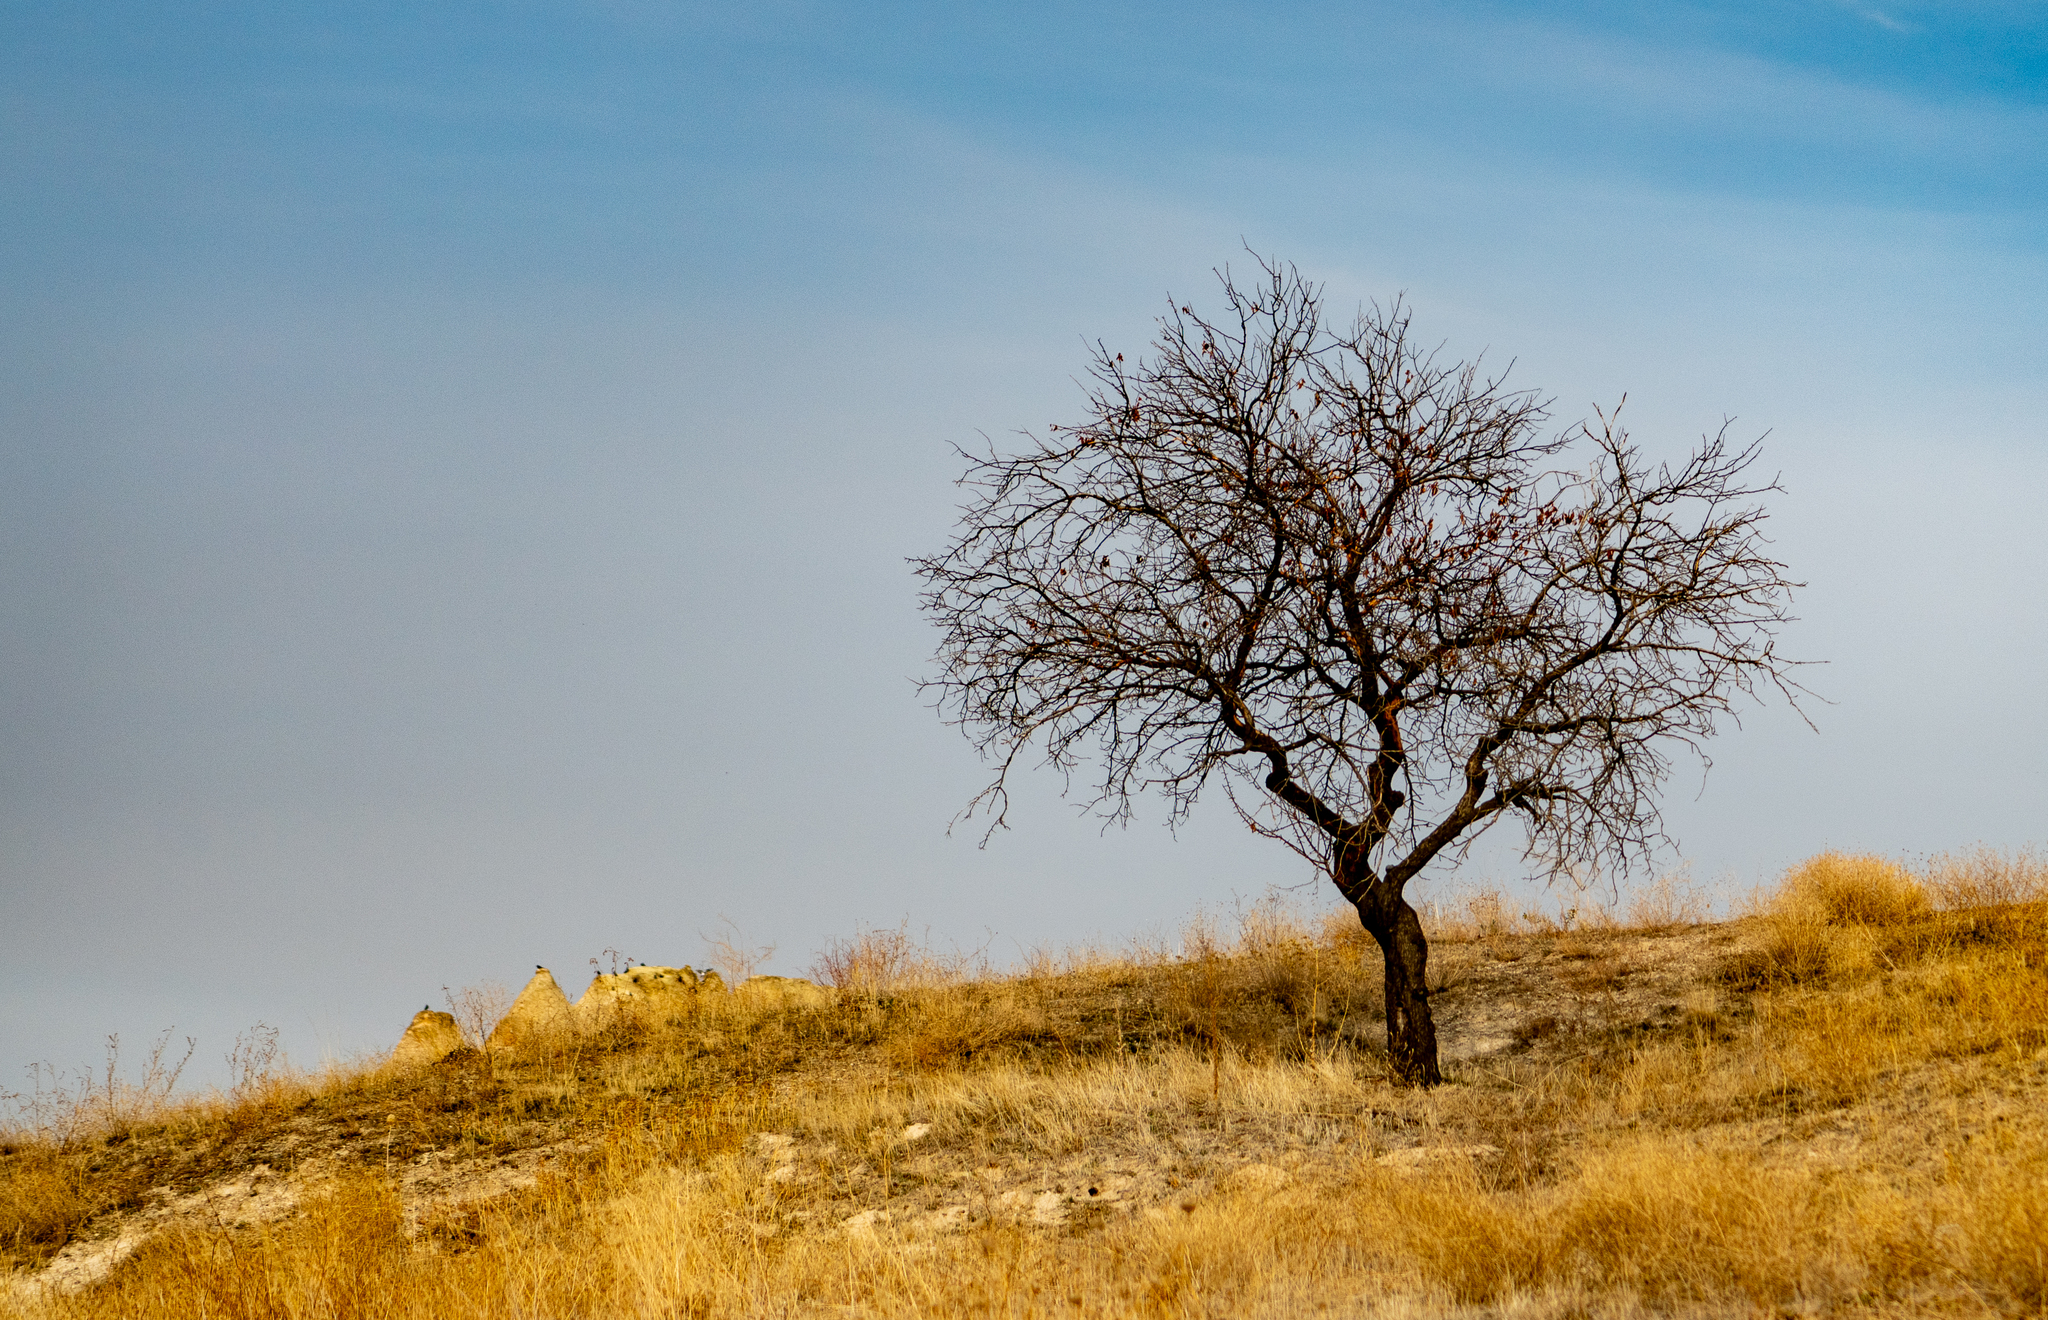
[3,0,2044,1092]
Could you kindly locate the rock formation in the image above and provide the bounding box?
[388,1007,463,1070]
[574,965,701,1030]
[486,966,575,1049]
[394,963,834,1060]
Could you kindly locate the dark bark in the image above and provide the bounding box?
[1340,854,1442,1086]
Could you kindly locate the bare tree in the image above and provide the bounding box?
[915,259,1804,1085]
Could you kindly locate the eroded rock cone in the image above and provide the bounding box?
[575,965,700,1030]
[487,966,575,1050]
[389,1007,463,1070]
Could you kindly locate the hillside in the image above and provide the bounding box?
[4,849,2046,1318]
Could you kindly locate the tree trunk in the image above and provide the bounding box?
[1350,877,1442,1086]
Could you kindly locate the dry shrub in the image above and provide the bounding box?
[807,902,1392,1071]
[1622,870,1711,931]
[1415,884,1616,942]
[1725,852,1930,989]
[1394,1139,1912,1306]
[1410,866,1735,940]
[1776,851,1929,927]
[1723,920,1836,989]
[220,1024,301,1116]
[1928,844,2048,911]
[1155,902,1382,1064]
[808,922,968,992]
[2,1033,197,1158]
[441,981,510,1053]
[0,1145,92,1265]
[878,987,1041,1070]
[1419,868,1710,939]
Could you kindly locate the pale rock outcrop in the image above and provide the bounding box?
[487,966,575,1049]
[575,964,701,1029]
[391,962,836,1064]
[735,975,834,1011]
[388,1007,464,1070]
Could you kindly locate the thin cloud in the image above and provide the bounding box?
[1830,0,1916,33]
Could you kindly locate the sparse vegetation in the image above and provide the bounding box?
[440,983,510,1057]
[6,847,2048,1317]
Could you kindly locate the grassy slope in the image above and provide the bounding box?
[4,850,2047,1318]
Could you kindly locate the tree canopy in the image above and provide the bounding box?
[916,259,1803,1083]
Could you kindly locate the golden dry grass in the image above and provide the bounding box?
[6,847,2048,1318]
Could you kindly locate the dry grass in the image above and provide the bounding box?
[1930,845,2048,911]
[7,847,2048,1317]
[1775,851,1931,927]
[1413,867,1714,943]
[0,1148,91,1270]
